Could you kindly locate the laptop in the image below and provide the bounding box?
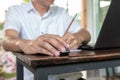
[79,0,120,50]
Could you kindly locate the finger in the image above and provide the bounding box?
[40,34,69,48]
[38,41,60,56]
[53,35,70,48]
[66,39,74,45]
[37,34,68,52]
[69,40,78,49]
[63,32,73,38]
[63,33,74,45]
[29,42,54,56]
[37,47,54,56]
[47,38,67,52]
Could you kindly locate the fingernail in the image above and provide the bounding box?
[49,53,54,56]
[55,51,60,56]
[61,48,66,52]
[66,44,70,48]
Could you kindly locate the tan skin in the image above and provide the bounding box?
[2,0,91,56]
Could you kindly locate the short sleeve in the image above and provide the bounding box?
[4,6,21,32]
[62,9,82,33]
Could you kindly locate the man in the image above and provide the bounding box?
[2,0,91,80]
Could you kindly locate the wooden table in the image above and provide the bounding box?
[14,49,120,80]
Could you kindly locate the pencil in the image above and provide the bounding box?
[63,13,77,36]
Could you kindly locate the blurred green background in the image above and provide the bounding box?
[0,23,3,30]
[24,0,30,2]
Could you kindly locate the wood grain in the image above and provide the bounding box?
[14,49,120,67]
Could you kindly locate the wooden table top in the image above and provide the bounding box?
[14,49,120,67]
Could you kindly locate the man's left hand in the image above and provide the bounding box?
[63,32,83,49]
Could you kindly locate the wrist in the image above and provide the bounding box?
[76,29,91,45]
[15,40,23,52]
[17,40,34,52]
[15,40,28,52]
[74,32,84,44]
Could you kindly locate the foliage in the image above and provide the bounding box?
[1,72,16,78]
[0,23,3,30]
[24,0,30,3]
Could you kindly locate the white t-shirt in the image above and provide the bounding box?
[4,2,82,80]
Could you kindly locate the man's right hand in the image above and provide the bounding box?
[19,34,69,56]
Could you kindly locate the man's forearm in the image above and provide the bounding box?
[2,36,28,52]
[77,28,91,44]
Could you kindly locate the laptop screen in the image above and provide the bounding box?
[95,0,120,49]
[98,0,111,34]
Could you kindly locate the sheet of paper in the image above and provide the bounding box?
[69,49,81,53]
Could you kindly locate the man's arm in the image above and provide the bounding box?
[2,29,69,56]
[2,29,24,52]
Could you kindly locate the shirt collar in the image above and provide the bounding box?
[26,1,35,13]
[43,6,54,18]
[26,1,54,15]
